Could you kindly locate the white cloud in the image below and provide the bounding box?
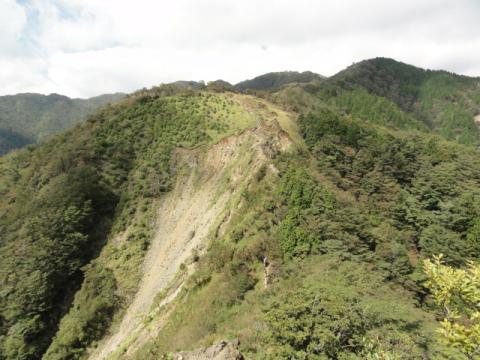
[0,0,479,97]
[0,0,27,56]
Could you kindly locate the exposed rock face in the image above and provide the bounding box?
[173,340,243,360]
[475,114,480,125]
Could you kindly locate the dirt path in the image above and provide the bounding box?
[88,125,289,360]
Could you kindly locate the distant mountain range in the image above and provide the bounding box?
[4,61,477,157]
[0,72,322,156]
[0,93,125,155]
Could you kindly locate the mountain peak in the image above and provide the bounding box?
[234,70,323,92]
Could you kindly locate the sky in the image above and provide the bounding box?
[1,0,480,98]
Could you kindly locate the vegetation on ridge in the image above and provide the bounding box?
[234,71,322,92]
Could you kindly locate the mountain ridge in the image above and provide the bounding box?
[234,70,323,92]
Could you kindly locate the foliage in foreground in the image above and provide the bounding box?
[424,256,480,359]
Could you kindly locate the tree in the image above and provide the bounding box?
[423,255,480,359]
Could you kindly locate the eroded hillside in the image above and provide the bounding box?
[88,105,293,360]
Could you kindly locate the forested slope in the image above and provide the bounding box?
[326,58,480,144]
[0,93,124,155]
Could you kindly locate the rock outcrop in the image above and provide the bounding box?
[172,340,243,360]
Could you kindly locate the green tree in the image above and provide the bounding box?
[264,286,371,359]
[424,255,480,359]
